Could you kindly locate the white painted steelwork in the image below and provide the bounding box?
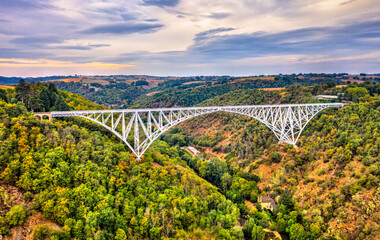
[51,103,342,159]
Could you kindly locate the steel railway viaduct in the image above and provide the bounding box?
[40,103,342,159]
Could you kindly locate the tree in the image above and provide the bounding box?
[28,97,43,112]
[221,173,233,191]
[269,152,281,163]
[135,80,149,86]
[243,218,255,239]
[0,89,7,102]
[276,218,287,233]
[251,224,264,240]
[256,202,262,212]
[40,87,51,111]
[115,228,127,240]
[6,205,27,226]
[346,87,368,102]
[73,220,84,239]
[149,227,162,240]
[47,83,58,107]
[310,222,321,239]
[54,95,69,111]
[206,158,228,184]
[32,225,51,239]
[289,223,305,240]
[279,190,294,211]
[15,79,30,104]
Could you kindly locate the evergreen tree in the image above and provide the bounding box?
[54,95,69,111]
[40,87,51,111]
[0,89,7,102]
[28,96,43,112]
[279,190,294,211]
[15,79,30,104]
[48,84,58,107]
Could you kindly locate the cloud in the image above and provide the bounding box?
[1,0,380,76]
[194,28,235,40]
[144,18,160,22]
[340,0,357,5]
[106,18,380,75]
[55,44,111,50]
[206,12,231,19]
[0,58,136,77]
[10,36,64,46]
[0,58,134,68]
[0,48,53,59]
[0,0,52,9]
[78,21,164,35]
[142,0,180,7]
[189,20,380,59]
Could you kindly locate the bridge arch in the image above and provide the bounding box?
[51,103,342,159]
[34,112,52,121]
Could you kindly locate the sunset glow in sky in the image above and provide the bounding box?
[1,0,380,76]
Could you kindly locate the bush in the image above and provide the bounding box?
[6,205,27,227]
[33,225,51,240]
[135,80,149,86]
[269,152,282,163]
[369,163,380,176]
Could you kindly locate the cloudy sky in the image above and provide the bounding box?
[0,0,380,77]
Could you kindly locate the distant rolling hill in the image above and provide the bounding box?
[0,76,75,85]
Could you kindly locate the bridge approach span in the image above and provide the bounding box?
[51,103,343,159]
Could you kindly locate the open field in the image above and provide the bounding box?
[182,81,205,85]
[0,85,14,89]
[145,91,162,96]
[260,87,285,91]
[232,76,276,83]
[48,78,81,83]
[341,79,364,83]
[48,76,168,89]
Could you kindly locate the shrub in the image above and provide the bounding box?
[269,152,282,163]
[369,163,380,176]
[6,205,27,227]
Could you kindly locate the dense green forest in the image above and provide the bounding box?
[53,81,145,107]
[0,84,242,239]
[0,80,103,113]
[0,80,379,239]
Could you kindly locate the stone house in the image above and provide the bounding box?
[258,196,276,212]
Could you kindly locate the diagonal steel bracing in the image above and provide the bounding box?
[51,103,342,159]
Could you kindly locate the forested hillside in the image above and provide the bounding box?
[163,82,380,239]
[0,83,242,239]
[0,80,379,239]
[48,74,345,109]
[131,75,342,108]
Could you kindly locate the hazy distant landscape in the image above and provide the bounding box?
[2,73,379,108]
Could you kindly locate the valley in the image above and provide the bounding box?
[0,76,379,240]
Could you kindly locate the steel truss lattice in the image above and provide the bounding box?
[51,103,342,159]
